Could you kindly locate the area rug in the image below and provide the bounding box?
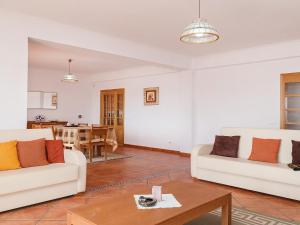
[185,207,299,225]
[86,152,131,163]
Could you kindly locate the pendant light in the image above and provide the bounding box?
[180,0,219,44]
[62,59,79,82]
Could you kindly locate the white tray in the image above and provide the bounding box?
[134,194,182,209]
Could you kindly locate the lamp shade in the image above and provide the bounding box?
[62,59,79,82]
[62,74,78,82]
[180,18,219,44]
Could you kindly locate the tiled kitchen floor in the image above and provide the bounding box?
[0,146,299,224]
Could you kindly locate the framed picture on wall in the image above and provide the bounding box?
[51,95,57,106]
[144,87,159,105]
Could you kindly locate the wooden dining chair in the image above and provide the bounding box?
[61,128,79,150]
[51,125,65,140]
[79,127,108,163]
[51,126,56,140]
[75,128,90,155]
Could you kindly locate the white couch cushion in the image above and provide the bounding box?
[197,155,300,186]
[0,163,78,195]
[221,128,300,164]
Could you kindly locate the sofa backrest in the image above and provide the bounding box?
[221,127,300,164]
[0,129,54,142]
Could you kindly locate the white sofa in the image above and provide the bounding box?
[0,129,87,212]
[191,128,300,201]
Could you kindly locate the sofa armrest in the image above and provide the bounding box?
[191,144,213,177]
[64,149,86,193]
[192,144,213,156]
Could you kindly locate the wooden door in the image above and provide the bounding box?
[100,88,125,145]
[280,72,300,129]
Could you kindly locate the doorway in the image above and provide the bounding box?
[100,88,125,145]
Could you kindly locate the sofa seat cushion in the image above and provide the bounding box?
[0,163,78,195]
[197,155,300,186]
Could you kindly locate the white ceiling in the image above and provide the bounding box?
[2,0,300,57]
[29,39,151,75]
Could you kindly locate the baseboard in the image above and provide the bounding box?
[178,152,191,157]
[123,144,190,157]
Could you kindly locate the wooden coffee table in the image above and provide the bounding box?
[67,181,232,225]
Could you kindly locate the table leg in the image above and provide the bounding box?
[221,195,232,225]
[88,145,92,163]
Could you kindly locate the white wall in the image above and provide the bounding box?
[27,43,300,152]
[0,11,28,129]
[27,67,92,124]
[0,8,190,129]
[90,65,180,83]
[27,65,193,152]
[3,8,300,153]
[192,43,300,145]
[90,68,193,152]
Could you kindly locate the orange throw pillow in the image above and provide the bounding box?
[248,138,281,163]
[17,139,49,168]
[46,140,65,163]
[0,141,21,171]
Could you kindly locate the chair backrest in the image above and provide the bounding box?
[221,127,300,163]
[54,127,64,140]
[79,123,88,127]
[51,125,65,140]
[90,127,108,143]
[77,128,89,142]
[62,128,79,147]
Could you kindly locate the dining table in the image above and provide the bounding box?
[55,126,118,152]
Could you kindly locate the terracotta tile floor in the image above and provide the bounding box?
[0,146,299,224]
